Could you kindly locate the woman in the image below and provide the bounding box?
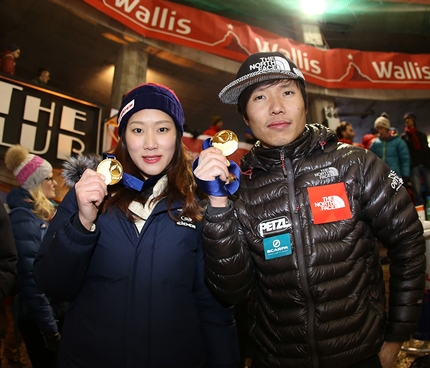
[33,83,240,368]
[4,145,61,368]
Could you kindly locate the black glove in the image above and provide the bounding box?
[41,331,60,351]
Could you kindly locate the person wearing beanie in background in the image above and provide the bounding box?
[0,45,20,76]
[33,83,240,368]
[401,112,430,206]
[202,115,224,136]
[194,51,425,368]
[370,114,411,182]
[4,145,61,368]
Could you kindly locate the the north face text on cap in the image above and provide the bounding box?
[249,56,291,72]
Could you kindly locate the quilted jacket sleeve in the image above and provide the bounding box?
[0,202,17,302]
[361,151,426,341]
[202,201,255,305]
[33,188,100,302]
[9,208,57,333]
[193,229,240,368]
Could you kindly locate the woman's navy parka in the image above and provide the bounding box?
[33,187,239,368]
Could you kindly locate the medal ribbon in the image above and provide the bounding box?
[192,138,240,197]
[103,153,144,192]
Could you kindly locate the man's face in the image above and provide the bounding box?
[376,126,390,140]
[343,125,355,140]
[40,70,50,84]
[244,80,307,148]
[404,117,415,129]
[12,49,20,59]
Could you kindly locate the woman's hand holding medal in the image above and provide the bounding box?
[75,158,124,230]
[193,130,240,206]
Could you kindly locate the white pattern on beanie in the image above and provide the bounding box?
[4,145,53,190]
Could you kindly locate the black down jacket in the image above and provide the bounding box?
[202,124,426,368]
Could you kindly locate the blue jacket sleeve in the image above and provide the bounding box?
[9,208,57,333]
[0,202,17,302]
[33,188,100,302]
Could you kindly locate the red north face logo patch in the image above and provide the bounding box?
[307,183,352,224]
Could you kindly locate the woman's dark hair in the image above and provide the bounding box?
[100,129,202,222]
[237,79,308,120]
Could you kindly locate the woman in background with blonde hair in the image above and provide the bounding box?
[4,145,62,368]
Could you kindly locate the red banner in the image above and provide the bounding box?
[83,0,430,90]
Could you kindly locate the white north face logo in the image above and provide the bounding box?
[249,56,291,72]
[314,167,339,179]
[314,196,346,211]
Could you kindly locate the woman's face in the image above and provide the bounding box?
[125,109,177,180]
[41,172,57,200]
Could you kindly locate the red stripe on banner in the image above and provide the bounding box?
[83,0,430,90]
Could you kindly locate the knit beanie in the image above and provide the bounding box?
[4,145,53,191]
[374,116,390,130]
[117,83,184,137]
[403,112,417,123]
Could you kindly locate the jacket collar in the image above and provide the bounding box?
[241,123,336,172]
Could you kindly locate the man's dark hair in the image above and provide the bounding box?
[237,79,308,120]
[336,121,351,139]
[38,67,50,76]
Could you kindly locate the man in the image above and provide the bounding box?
[336,121,363,147]
[370,115,410,181]
[32,68,50,86]
[401,112,430,206]
[194,52,425,368]
[202,115,224,136]
[0,45,20,76]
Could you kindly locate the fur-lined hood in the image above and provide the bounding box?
[62,154,102,188]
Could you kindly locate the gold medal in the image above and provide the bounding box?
[96,158,123,185]
[211,130,239,156]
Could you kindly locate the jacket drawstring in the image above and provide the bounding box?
[280,151,288,177]
[319,140,327,150]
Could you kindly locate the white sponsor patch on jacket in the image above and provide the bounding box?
[176,215,196,229]
[388,170,403,191]
[314,167,339,179]
[314,195,346,210]
[258,217,291,237]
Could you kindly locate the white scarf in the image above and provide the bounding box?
[128,175,168,233]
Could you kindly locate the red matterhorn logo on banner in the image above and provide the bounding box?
[84,0,430,90]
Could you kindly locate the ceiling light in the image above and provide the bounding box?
[301,0,326,15]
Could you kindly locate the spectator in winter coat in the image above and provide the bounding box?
[4,145,61,368]
[203,115,224,136]
[0,199,18,367]
[335,120,363,147]
[361,127,378,149]
[193,51,425,368]
[370,115,410,181]
[0,199,17,303]
[33,83,240,368]
[401,112,430,206]
[0,45,20,76]
[32,67,50,86]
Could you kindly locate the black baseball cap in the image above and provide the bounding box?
[219,52,305,105]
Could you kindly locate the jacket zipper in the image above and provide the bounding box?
[282,150,319,368]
